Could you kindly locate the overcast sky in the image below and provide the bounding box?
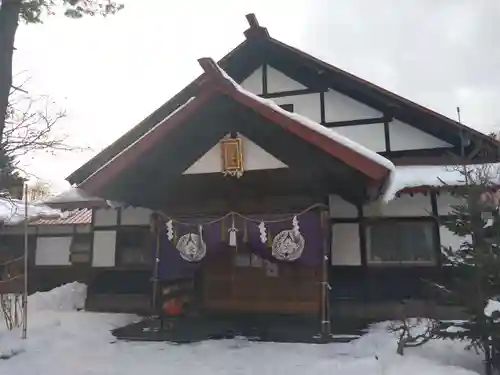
[13,0,500,193]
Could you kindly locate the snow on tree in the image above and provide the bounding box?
[434,162,500,375]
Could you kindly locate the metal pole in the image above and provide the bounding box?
[22,183,28,339]
[152,215,161,315]
[320,209,331,339]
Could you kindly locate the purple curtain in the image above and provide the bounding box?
[154,211,324,281]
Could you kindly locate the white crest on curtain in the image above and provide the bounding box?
[176,231,206,262]
[272,229,305,261]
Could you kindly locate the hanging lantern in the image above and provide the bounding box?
[220,135,244,178]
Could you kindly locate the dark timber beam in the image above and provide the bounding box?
[259,88,324,99]
[323,116,387,128]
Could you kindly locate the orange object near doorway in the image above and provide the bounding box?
[163,298,183,316]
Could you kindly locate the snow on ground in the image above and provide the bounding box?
[0,284,485,375]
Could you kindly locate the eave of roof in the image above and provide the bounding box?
[67,13,500,185]
[78,58,393,197]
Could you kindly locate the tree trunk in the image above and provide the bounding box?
[0,0,21,145]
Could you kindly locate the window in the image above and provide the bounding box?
[70,234,92,264]
[116,227,151,267]
[279,104,294,112]
[366,220,437,265]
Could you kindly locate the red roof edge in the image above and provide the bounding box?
[79,87,216,195]
[198,57,391,182]
[80,57,391,197]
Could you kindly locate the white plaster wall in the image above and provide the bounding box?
[94,208,118,227]
[324,90,382,122]
[239,66,262,95]
[437,192,463,216]
[365,195,433,217]
[331,223,361,265]
[184,135,287,174]
[35,236,72,266]
[271,93,322,123]
[331,123,386,152]
[329,195,358,218]
[121,207,152,226]
[267,66,306,92]
[389,120,451,151]
[92,230,116,267]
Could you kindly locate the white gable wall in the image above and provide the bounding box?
[184,135,287,175]
[390,120,451,151]
[271,93,322,123]
[236,65,454,153]
[266,66,306,92]
[240,66,263,95]
[331,123,386,152]
[324,90,382,122]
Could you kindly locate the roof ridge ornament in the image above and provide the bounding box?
[244,13,269,39]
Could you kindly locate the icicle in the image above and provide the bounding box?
[258,221,267,244]
[166,219,174,241]
[243,219,248,243]
[228,214,238,247]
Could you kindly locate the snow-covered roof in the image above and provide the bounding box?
[215,62,395,176]
[46,187,103,204]
[79,58,395,202]
[384,163,500,201]
[0,198,62,225]
[31,208,92,226]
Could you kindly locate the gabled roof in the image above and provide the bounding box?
[67,14,500,185]
[79,58,394,196]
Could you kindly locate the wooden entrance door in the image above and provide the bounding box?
[202,247,321,314]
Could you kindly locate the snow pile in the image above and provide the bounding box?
[0,198,62,225]
[0,285,485,375]
[28,282,87,312]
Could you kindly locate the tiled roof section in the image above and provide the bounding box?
[31,208,92,225]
